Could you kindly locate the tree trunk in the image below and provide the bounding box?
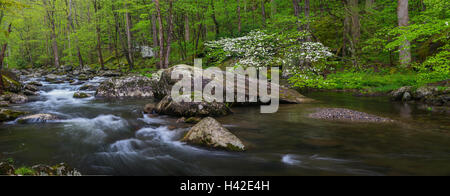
[185,14,190,42]
[261,0,266,27]
[94,0,104,69]
[211,0,220,36]
[44,0,60,67]
[305,0,312,41]
[237,0,241,33]
[0,24,12,95]
[125,6,134,70]
[154,0,165,69]
[349,0,360,66]
[164,0,174,68]
[398,0,411,66]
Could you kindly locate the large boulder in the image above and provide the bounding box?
[153,64,314,104]
[1,73,22,93]
[181,117,245,151]
[155,95,231,117]
[96,75,155,98]
[0,109,28,122]
[17,113,59,124]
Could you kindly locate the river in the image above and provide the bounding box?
[0,76,449,176]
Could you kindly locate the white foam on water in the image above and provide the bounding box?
[138,114,166,124]
[59,115,129,144]
[282,154,302,166]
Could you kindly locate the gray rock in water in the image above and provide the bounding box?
[23,89,38,96]
[415,86,437,99]
[96,76,155,98]
[2,93,28,104]
[309,108,393,123]
[402,92,412,101]
[17,113,59,124]
[24,84,39,92]
[27,81,43,87]
[1,73,22,93]
[181,117,245,151]
[155,95,231,117]
[389,86,413,101]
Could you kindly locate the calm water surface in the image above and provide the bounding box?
[0,77,449,176]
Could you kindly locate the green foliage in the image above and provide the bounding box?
[14,167,35,176]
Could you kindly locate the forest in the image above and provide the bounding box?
[0,0,448,92]
[0,0,449,176]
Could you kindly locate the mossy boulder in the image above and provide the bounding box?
[73,92,91,99]
[0,109,28,122]
[181,117,245,151]
[1,74,22,93]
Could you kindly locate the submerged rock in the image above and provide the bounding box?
[155,95,231,117]
[181,117,245,151]
[73,92,92,99]
[309,108,393,123]
[17,114,59,124]
[0,109,28,122]
[96,76,154,98]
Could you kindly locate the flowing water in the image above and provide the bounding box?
[0,76,449,176]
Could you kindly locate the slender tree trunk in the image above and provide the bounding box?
[154,0,165,69]
[349,0,360,66]
[44,0,60,67]
[164,0,174,68]
[184,14,190,42]
[305,0,312,41]
[261,0,266,27]
[398,0,411,66]
[0,24,12,94]
[237,0,241,33]
[94,0,104,69]
[125,6,134,70]
[211,0,220,36]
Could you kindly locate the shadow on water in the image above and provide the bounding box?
[0,79,449,176]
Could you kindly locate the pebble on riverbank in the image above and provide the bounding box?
[309,108,393,123]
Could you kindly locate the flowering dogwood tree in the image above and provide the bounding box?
[205,30,333,72]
